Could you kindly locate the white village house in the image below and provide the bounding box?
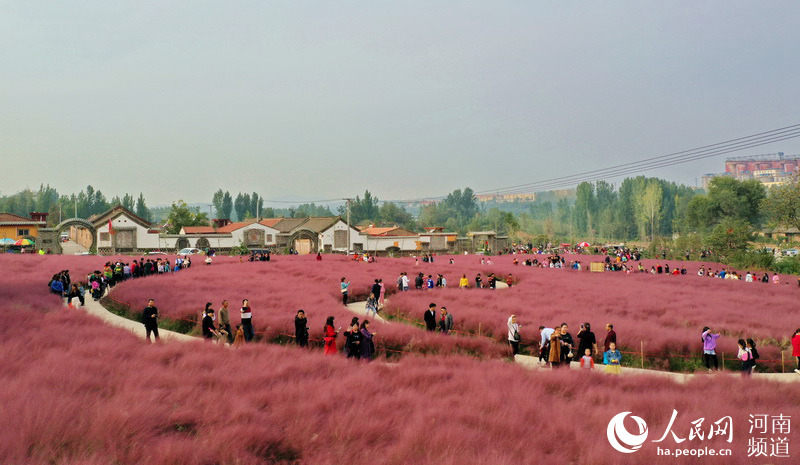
[38,205,462,255]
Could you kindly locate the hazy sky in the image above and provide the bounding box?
[2,1,800,205]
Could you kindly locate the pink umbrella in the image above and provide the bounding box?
[577,242,591,248]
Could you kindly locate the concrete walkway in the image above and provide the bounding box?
[61,239,89,255]
[514,354,800,383]
[345,300,388,322]
[75,293,197,343]
[344,282,511,322]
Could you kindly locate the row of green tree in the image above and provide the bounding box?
[209,190,336,221]
[0,185,151,225]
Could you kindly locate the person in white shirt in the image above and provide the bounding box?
[539,326,555,365]
[508,315,522,355]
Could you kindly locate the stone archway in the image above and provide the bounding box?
[176,238,190,250]
[196,237,210,249]
[288,229,319,255]
[38,218,97,254]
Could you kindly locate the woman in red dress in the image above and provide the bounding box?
[323,316,338,355]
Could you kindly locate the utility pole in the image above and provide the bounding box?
[343,198,353,255]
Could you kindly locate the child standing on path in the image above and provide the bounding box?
[604,343,622,375]
[580,349,595,369]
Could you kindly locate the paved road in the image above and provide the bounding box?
[61,239,89,255]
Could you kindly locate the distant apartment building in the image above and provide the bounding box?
[701,152,800,189]
[475,193,536,202]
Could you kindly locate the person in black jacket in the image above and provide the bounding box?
[415,273,424,290]
[142,299,159,342]
[202,310,218,340]
[559,323,574,364]
[346,321,362,358]
[295,309,309,347]
[371,279,382,301]
[424,303,437,331]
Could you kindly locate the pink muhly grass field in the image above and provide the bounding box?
[2,291,799,464]
[107,255,511,357]
[384,257,800,368]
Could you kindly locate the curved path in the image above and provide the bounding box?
[343,282,510,322]
[70,279,799,383]
[514,354,800,383]
[76,292,197,343]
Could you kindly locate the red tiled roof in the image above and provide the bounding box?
[0,213,32,222]
[259,218,282,228]
[182,226,216,234]
[0,213,44,225]
[215,220,257,233]
[362,227,417,236]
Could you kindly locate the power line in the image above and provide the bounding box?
[474,124,800,195]
[383,123,800,203]
[487,129,800,195]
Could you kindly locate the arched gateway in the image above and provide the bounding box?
[37,218,97,254]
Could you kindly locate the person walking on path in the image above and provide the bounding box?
[604,342,622,375]
[360,320,375,360]
[539,326,555,365]
[371,280,382,303]
[323,316,338,355]
[737,339,753,377]
[702,326,721,372]
[747,338,759,373]
[365,293,379,317]
[576,323,598,357]
[202,309,220,340]
[508,315,522,355]
[219,300,233,344]
[792,329,800,374]
[142,299,159,342]
[548,327,562,368]
[439,307,453,334]
[424,303,437,331]
[604,323,617,352]
[344,319,361,358]
[559,323,574,366]
[340,277,350,305]
[580,349,595,370]
[240,299,254,343]
[295,310,309,347]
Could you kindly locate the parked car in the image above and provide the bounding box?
[784,249,799,257]
[178,248,201,255]
[147,251,167,255]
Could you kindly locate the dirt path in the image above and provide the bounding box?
[514,354,800,383]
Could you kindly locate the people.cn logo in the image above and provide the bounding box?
[607,412,649,453]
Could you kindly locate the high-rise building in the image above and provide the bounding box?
[701,152,799,189]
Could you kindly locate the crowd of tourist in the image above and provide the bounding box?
[322,315,375,359]
[47,253,800,376]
